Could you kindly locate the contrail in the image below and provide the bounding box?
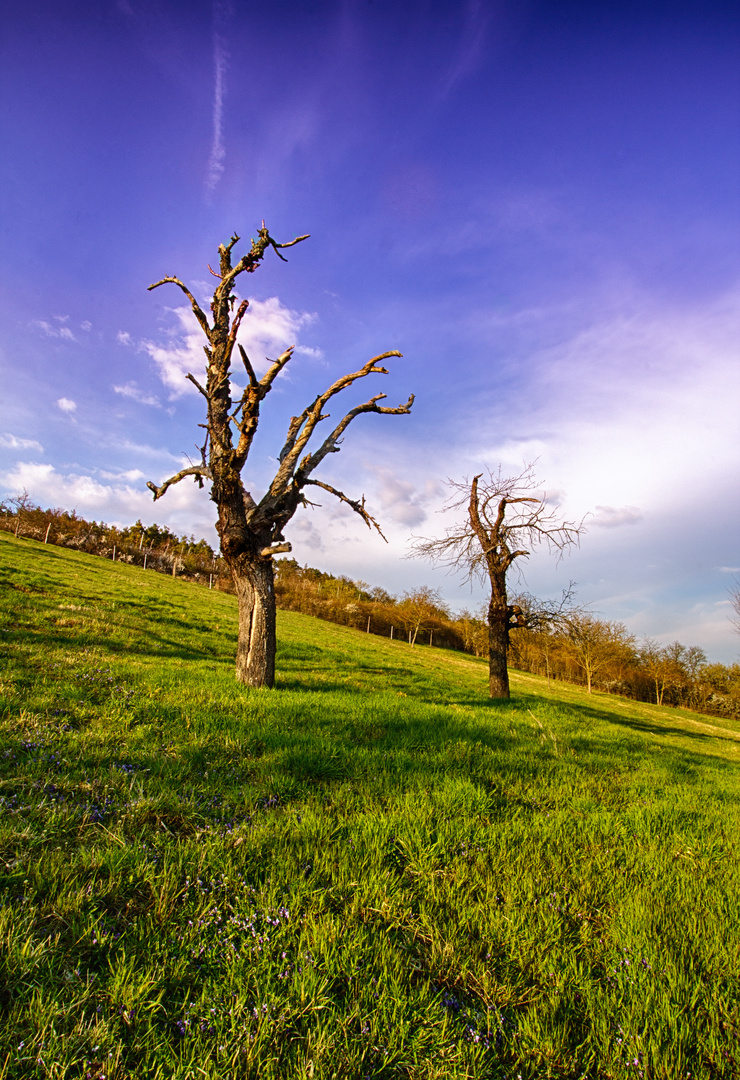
[205,0,233,196]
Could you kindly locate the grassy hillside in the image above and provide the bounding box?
[1,530,739,1079]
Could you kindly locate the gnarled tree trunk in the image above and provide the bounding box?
[488,596,510,699]
[231,556,277,688]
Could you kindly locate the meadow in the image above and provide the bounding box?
[1,529,739,1079]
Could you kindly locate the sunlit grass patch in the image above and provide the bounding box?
[1,530,739,1078]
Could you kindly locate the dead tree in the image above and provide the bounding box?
[410,465,582,699]
[145,225,413,687]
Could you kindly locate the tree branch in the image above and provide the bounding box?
[218,228,310,293]
[259,346,295,394]
[271,352,405,493]
[147,276,211,337]
[303,479,388,542]
[268,233,311,262]
[146,465,213,501]
[259,541,292,558]
[186,372,209,398]
[228,299,249,346]
[295,392,415,484]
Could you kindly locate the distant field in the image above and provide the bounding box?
[1,530,739,1079]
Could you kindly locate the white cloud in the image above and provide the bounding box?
[0,461,218,543]
[469,286,740,520]
[237,297,317,368]
[0,433,43,453]
[369,466,443,528]
[80,321,92,332]
[113,381,161,407]
[56,397,77,414]
[31,319,77,342]
[117,330,132,346]
[98,468,145,482]
[142,297,318,397]
[295,344,325,360]
[591,505,643,529]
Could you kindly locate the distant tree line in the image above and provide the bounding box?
[0,492,222,585]
[2,493,738,718]
[508,619,740,718]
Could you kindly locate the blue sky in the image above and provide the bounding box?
[1,0,739,660]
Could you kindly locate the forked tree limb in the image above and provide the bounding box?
[295,392,415,484]
[259,347,296,393]
[271,352,404,491]
[302,479,388,542]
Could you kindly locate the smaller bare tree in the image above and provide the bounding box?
[410,465,582,698]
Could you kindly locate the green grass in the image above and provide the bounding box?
[1,529,739,1079]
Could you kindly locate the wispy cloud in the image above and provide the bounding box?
[439,0,489,97]
[591,505,644,529]
[0,433,44,453]
[113,438,184,464]
[205,0,233,196]
[56,397,77,414]
[31,319,76,342]
[113,381,161,407]
[117,330,132,346]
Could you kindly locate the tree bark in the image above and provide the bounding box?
[488,598,510,699]
[232,556,277,688]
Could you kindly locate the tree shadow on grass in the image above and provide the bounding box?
[540,696,740,746]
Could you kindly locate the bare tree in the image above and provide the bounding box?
[398,586,447,646]
[566,615,634,694]
[639,638,676,706]
[410,465,582,698]
[145,225,413,687]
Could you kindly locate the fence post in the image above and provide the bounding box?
[143,553,148,570]
[112,545,116,562]
[44,523,52,544]
[390,626,393,640]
